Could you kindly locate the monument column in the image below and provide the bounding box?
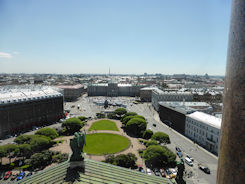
[217,0,245,183]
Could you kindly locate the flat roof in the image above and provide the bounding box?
[0,86,62,105]
[159,101,211,107]
[153,88,192,95]
[187,111,221,129]
[55,84,83,89]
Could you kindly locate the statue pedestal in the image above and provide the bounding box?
[69,160,85,169]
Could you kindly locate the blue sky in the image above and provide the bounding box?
[0,0,231,75]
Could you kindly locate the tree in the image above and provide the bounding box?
[0,146,6,164]
[143,145,176,168]
[18,144,31,160]
[121,116,135,125]
[105,153,137,169]
[114,153,137,168]
[104,100,109,109]
[96,113,105,119]
[35,128,58,139]
[14,135,33,144]
[29,136,52,152]
[125,118,147,136]
[114,108,127,117]
[62,118,84,135]
[29,150,52,169]
[145,140,159,147]
[176,161,186,184]
[78,116,87,122]
[151,132,170,144]
[134,115,145,120]
[143,129,153,140]
[3,144,19,164]
[121,112,137,120]
[107,112,117,119]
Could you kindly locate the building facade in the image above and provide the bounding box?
[87,82,145,97]
[152,88,193,111]
[185,111,221,155]
[0,86,64,138]
[55,84,84,101]
[140,87,158,102]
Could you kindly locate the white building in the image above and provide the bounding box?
[185,111,221,155]
[152,88,193,111]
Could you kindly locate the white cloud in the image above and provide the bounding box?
[13,51,20,55]
[0,52,12,58]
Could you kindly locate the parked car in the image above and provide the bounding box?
[10,173,18,181]
[198,164,210,174]
[186,154,194,161]
[17,172,25,181]
[153,168,161,176]
[175,147,181,152]
[4,171,12,180]
[153,123,157,127]
[159,168,166,177]
[27,172,32,177]
[177,151,183,158]
[185,157,193,166]
[146,168,152,175]
[138,167,145,173]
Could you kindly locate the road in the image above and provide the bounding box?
[127,103,218,184]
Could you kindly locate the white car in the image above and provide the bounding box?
[186,155,194,161]
[168,168,177,176]
[146,168,152,175]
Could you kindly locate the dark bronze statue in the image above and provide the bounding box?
[69,131,86,162]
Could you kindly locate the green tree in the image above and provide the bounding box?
[14,135,33,144]
[29,150,52,169]
[104,154,115,164]
[143,145,176,168]
[29,136,52,152]
[78,116,87,122]
[121,116,135,125]
[125,118,147,136]
[151,132,170,144]
[133,115,145,120]
[0,146,7,164]
[142,129,153,139]
[114,108,127,117]
[121,112,137,121]
[115,153,137,168]
[145,140,159,147]
[3,144,19,164]
[18,144,31,160]
[96,113,106,119]
[62,118,84,135]
[35,128,58,139]
[107,112,117,119]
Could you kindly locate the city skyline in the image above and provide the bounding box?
[0,0,231,75]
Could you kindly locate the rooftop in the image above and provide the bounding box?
[55,84,84,89]
[0,86,62,105]
[187,111,222,129]
[153,88,192,95]
[19,159,173,184]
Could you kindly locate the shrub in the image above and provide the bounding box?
[107,112,118,119]
[28,150,53,169]
[151,132,170,144]
[29,136,52,152]
[143,129,153,140]
[96,113,106,119]
[35,128,58,139]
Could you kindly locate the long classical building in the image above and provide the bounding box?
[87,82,146,97]
[185,111,221,155]
[0,86,64,138]
[55,84,84,101]
[152,88,193,111]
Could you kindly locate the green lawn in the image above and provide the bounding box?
[89,120,119,131]
[84,133,130,155]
